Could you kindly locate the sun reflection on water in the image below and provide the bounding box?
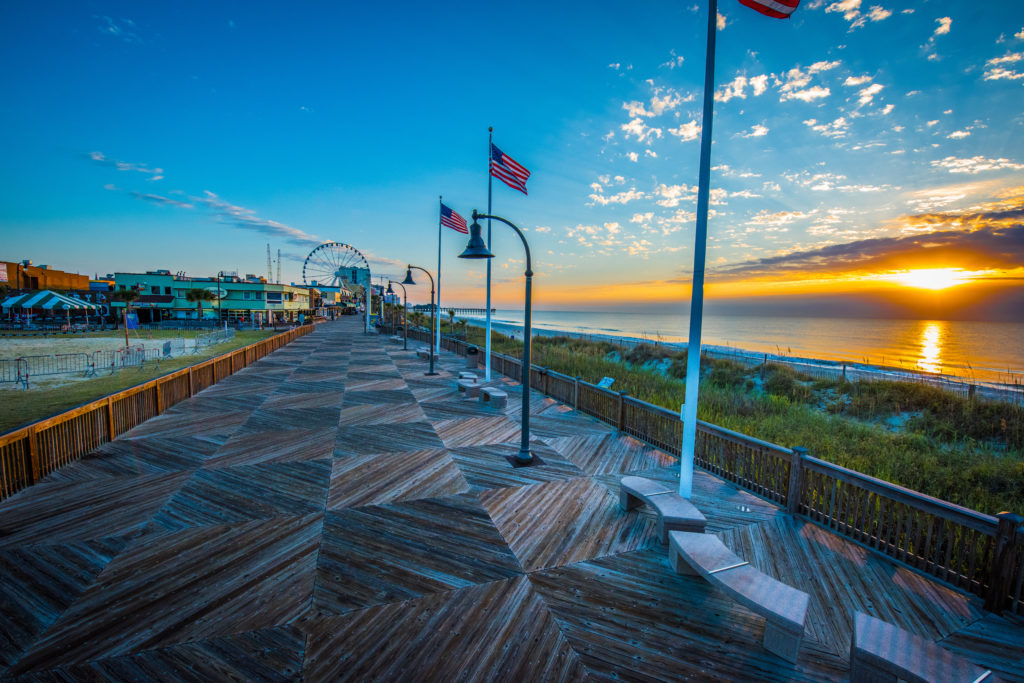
[916,322,944,374]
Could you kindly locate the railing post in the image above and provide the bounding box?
[155,381,163,414]
[541,367,549,395]
[985,512,1024,612]
[188,367,195,396]
[787,447,807,515]
[106,396,115,440]
[617,391,628,432]
[27,426,40,484]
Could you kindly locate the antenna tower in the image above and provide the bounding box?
[266,244,273,282]
[276,249,281,285]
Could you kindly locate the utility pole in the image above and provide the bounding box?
[266,244,273,282]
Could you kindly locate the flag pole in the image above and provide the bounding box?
[680,0,718,499]
[436,195,443,355]
[484,126,494,381]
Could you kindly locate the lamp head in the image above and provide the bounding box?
[400,267,416,286]
[458,219,495,259]
[386,282,394,294]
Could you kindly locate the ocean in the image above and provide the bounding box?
[457,310,1024,386]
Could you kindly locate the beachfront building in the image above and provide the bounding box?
[0,259,89,292]
[112,270,315,324]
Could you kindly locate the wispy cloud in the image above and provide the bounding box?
[128,191,193,209]
[984,52,1024,81]
[98,16,142,44]
[738,124,769,138]
[87,151,163,180]
[187,191,323,246]
[825,0,891,31]
[668,120,701,141]
[776,61,839,102]
[931,156,1024,174]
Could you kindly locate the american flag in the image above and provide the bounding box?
[490,143,531,195]
[440,203,468,234]
[739,0,799,19]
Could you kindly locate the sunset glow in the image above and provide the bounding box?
[892,269,968,291]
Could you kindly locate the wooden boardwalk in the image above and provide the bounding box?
[1,318,1021,681]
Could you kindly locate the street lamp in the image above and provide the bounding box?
[387,281,408,350]
[458,210,535,466]
[401,265,437,375]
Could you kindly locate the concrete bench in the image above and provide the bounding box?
[619,476,706,544]
[669,531,808,663]
[850,612,993,683]
[416,348,431,360]
[458,371,478,380]
[456,378,481,398]
[480,386,508,409]
[390,335,402,344]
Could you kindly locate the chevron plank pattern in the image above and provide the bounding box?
[0,317,1019,681]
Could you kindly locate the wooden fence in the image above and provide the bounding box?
[414,327,1024,615]
[0,325,315,503]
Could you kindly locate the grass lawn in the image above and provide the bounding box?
[0,330,278,435]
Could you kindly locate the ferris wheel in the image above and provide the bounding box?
[302,242,370,288]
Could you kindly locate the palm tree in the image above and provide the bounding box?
[109,289,141,346]
[448,309,455,333]
[185,288,217,320]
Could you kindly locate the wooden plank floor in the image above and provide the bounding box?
[2,318,1022,681]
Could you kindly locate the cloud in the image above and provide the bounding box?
[857,82,884,106]
[984,52,1024,81]
[98,16,142,43]
[844,75,873,86]
[660,51,685,69]
[87,151,163,180]
[186,191,323,246]
[655,183,696,207]
[749,74,769,96]
[128,191,193,209]
[739,124,769,138]
[626,152,639,162]
[803,116,849,138]
[947,130,971,140]
[668,120,701,141]
[932,156,1024,174]
[825,1,891,30]
[620,118,663,144]
[748,210,812,227]
[588,187,647,206]
[934,17,952,36]
[776,62,839,102]
[716,75,748,103]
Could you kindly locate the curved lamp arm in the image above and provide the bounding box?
[471,211,532,277]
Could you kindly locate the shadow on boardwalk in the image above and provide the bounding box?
[1,318,1021,680]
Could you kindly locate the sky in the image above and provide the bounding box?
[1,0,1022,321]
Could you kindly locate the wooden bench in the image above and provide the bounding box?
[669,531,808,663]
[619,476,706,544]
[456,378,481,398]
[850,612,993,683]
[480,386,508,409]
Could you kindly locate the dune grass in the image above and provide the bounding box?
[449,324,1022,515]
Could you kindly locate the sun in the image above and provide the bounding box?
[892,268,968,290]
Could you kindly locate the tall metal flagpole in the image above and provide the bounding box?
[680,0,718,499]
[436,196,443,355]
[484,126,494,381]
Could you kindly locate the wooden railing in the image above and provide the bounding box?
[404,326,1024,614]
[0,325,315,502]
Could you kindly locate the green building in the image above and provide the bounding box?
[112,270,316,324]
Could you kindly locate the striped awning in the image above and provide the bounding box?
[1,290,100,310]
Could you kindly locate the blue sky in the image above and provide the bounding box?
[2,1,1022,317]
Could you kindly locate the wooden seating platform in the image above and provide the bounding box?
[456,378,481,397]
[850,612,994,683]
[669,531,808,663]
[619,475,706,543]
[480,386,507,409]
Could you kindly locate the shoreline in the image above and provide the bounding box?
[456,316,1024,404]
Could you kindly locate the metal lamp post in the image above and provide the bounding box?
[459,210,535,466]
[401,265,437,375]
[387,281,408,350]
